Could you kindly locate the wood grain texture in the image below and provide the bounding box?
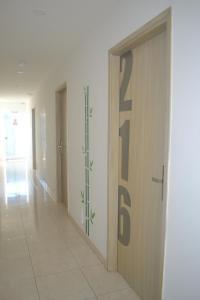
[107,54,120,271]
[55,85,68,208]
[107,8,171,300]
[118,31,166,300]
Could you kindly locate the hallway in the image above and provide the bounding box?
[0,1,200,299]
[0,159,139,300]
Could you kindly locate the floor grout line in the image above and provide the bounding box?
[49,200,99,299]
[20,202,41,300]
[0,166,137,300]
[79,267,98,299]
[95,287,136,298]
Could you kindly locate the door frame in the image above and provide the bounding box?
[31,108,36,170]
[55,82,68,209]
[107,7,171,279]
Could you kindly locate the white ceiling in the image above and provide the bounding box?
[0,0,119,99]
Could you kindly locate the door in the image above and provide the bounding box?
[56,86,68,206]
[117,30,167,300]
[32,108,36,170]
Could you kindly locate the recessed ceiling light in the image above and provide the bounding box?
[32,8,46,16]
[18,61,26,68]
[17,70,24,74]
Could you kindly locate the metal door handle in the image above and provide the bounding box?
[58,138,63,150]
[152,177,163,183]
[152,165,165,201]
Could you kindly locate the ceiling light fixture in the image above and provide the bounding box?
[18,61,26,68]
[17,70,24,74]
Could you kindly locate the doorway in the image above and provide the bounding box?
[32,108,36,170]
[55,84,68,207]
[3,110,27,159]
[0,102,30,204]
[107,9,171,300]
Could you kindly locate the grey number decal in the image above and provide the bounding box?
[118,185,131,246]
[120,51,133,111]
[118,51,133,246]
[119,120,130,181]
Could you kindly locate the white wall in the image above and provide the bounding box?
[163,1,200,299]
[32,1,200,299]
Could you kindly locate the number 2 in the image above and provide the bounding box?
[120,51,133,111]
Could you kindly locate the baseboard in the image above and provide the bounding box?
[45,184,56,202]
[34,172,57,202]
[31,173,106,267]
[68,213,107,268]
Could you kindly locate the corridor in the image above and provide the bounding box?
[0,1,199,300]
[0,159,139,300]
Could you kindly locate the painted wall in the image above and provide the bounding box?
[163,1,200,299]
[32,0,200,299]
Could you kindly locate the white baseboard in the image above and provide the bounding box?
[32,172,106,268]
[68,213,107,268]
[34,172,57,202]
[45,184,56,202]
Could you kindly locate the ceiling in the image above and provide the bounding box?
[0,0,119,99]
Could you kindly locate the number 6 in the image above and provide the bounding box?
[118,185,131,246]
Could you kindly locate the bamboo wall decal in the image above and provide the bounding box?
[85,86,89,235]
[81,86,95,236]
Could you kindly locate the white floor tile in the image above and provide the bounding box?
[81,265,129,296]
[0,161,137,300]
[0,277,39,300]
[72,245,102,268]
[0,237,29,259]
[31,247,78,276]
[0,256,34,283]
[97,288,141,300]
[36,269,95,300]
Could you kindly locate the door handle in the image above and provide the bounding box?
[58,138,63,150]
[152,165,165,201]
[152,177,163,183]
[58,145,63,152]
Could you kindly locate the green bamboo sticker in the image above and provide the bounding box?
[81,86,95,236]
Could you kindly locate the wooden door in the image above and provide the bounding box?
[117,30,167,300]
[56,87,68,206]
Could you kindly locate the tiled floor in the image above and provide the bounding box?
[0,159,140,300]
